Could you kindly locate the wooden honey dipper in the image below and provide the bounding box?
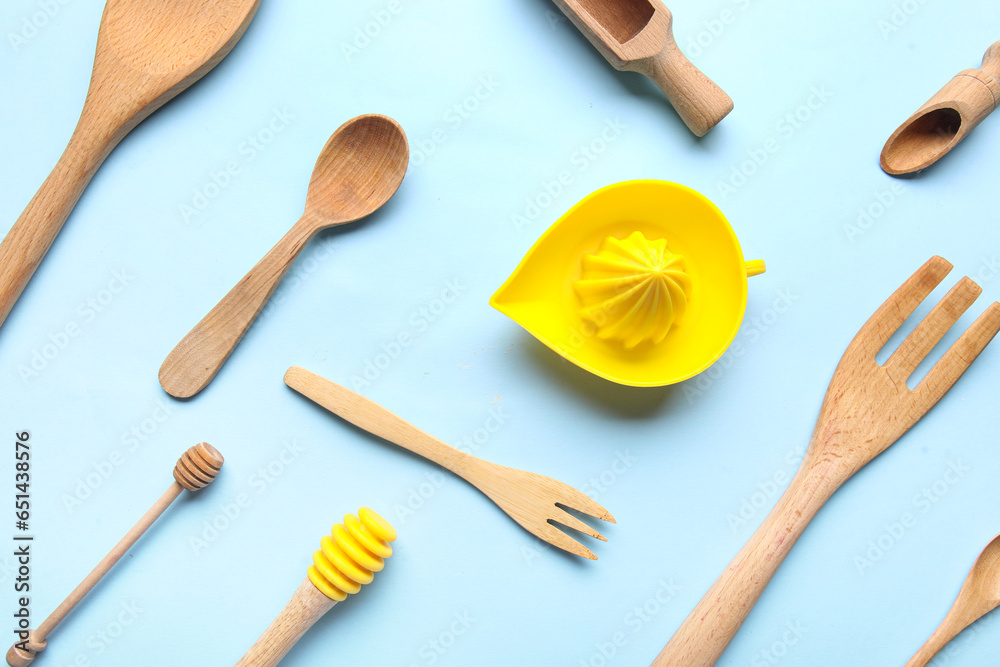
[5,443,223,667]
[235,508,396,667]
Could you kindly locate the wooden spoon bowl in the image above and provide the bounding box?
[304,115,410,225]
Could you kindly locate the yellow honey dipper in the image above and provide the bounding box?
[5,443,223,667]
[235,508,396,667]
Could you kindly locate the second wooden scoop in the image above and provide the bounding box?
[905,533,1000,667]
[551,0,732,135]
[881,41,1000,175]
[0,0,260,331]
[158,115,409,399]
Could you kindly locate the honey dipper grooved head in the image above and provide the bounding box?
[173,443,223,491]
[308,508,397,602]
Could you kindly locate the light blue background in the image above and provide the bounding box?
[2,1,999,665]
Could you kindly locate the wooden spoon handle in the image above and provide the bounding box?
[630,42,733,136]
[159,220,315,398]
[283,367,473,476]
[904,621,966,667]
[904,578,999,667]
[0,125,111,329]
[652,468,835,667]
[234,578,336,667]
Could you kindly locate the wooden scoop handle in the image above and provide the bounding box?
[652,466,837,666]
[0,119,114,330]
[980,41,1000,80]
[159,219,316,398]
[629,42,733,136]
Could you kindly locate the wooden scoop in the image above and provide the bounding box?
[0,0,260,331]
[905,533,1000,667]
[551,0,732,136]
[881,41,1000,175]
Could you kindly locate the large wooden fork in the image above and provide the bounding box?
[284,366,616,559]
[654,256,1000,666]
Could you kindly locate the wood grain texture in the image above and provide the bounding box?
[550,0,732,135]
[283,366,616,560]
[234,578,337,667]
[881,41,1000,175]
[905,533,1000,667]
[652,257,1000,667]
[0,0,260,331]
[158,115,409,399]
[5,444,222,667]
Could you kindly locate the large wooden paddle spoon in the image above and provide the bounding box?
[0,0,260,331]
[905,533,1000,667]
[159,115,409,399]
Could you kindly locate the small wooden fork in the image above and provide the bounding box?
[654,256,1000,666]
[284,366,616,559]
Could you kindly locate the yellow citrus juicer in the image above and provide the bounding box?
[490,180,765,387]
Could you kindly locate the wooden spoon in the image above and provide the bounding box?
[905,533,1000,667]
[881,41,1000,175]
[158,115,409,399]
[0,0,260,331]
[551,0,732,136]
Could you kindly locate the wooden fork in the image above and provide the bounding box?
[284,366,615,559]
[654,256,1000,666]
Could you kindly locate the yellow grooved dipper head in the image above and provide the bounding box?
[308,508,396,601]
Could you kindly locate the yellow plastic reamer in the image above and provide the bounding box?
[307,507,397,602]
[491,180,766,387]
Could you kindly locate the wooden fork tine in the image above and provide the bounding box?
[916,302,1000,400]
[857,256,953,354]
[884,277,982,383]
[535,522,598,560]
[554,488,616,524]
[551,506,609,542]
